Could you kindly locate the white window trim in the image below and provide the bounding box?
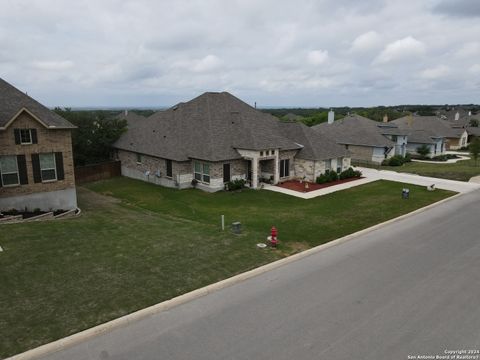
[0,155,20,187]
[20,129,32,145]
[279,159,290,178]
[193,161,210,184]
[40,153,57,183]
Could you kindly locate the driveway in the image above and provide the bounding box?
[358,167,480,193]
[30,190,480,360]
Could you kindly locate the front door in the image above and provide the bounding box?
[223,163,231,183]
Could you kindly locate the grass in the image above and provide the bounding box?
[0,178,454,358]
[362,157,480,182]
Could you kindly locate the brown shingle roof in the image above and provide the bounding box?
[114,92,343,162]
[0,78,75,129]
[115,92,300,161]
[312,114,395,147]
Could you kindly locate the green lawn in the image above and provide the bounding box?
[362,157,480,181]
[0,178,454,358]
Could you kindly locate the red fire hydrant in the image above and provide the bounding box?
[270,226,278,247]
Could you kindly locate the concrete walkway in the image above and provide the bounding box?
[263,168,480,199]
[411,155,470,164]
[358,167,480,193]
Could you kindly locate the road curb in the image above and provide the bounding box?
[6,191,465,360]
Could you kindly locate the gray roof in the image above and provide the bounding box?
[0,78,75,129]
[390,115,463,141]
[114,92,311,162]
[312,114,396,148]
[278,122,349,161]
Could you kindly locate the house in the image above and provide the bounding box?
[390,115,467,154]
[113,92,350,191]
[312,113,407,164]
[0,78,77,211]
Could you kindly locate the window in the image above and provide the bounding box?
[260,151,264,156]
[279,159,290,178]
[194,161,210,183]
[14,128,37,145]
[20,129,32,144]
[337,157,343,173]
[392,135,398,142]
[39,153,57,181]
[325,159,331,170]
[136,153,143,164]
[0,155,19,186]
[166,159,172,177]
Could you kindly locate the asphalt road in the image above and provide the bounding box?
[38,191,480,360]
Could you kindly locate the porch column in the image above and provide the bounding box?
[273,150,280,184]
[252,158,259,189]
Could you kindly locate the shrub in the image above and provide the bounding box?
[191,179,198,188]
[327,170,338,182]
[416,144,431,158]
[226,179,245,191]
[316,173,329,184]
[382,155,410,166]
[404,153,412,162]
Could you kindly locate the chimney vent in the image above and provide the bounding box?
[455,112,460,121]
[328,110,334,124]
[383,114,388,123]
[125,109,128,116]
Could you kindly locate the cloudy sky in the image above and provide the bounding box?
[1,0,480,107]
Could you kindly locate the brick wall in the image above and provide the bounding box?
[0,112,75,197]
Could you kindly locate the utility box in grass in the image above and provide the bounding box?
[231,222,242,234]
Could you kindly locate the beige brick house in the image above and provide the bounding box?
[0,78,77,211]
[113,92,350,192]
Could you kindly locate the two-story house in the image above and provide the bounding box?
[0,78,77,211]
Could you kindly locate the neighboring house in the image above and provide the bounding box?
[313,114,406,164]
[0,78,77,211]
[390,115,466,154]
[113,92,350,191]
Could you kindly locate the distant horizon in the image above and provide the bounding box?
[54,103,480,111]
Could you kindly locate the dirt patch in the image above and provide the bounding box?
[281,242,310,256]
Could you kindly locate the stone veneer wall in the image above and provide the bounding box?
[278,149,298,180]
[0,112,76,210]
[118,149,249,192]
[294,157,351,182]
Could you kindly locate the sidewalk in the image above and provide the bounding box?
[263,168,480,199]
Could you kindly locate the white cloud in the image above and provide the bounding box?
[420,65,450,79]
[374,36,425,64]
[193,55,223,72]
[351,31,381,52]
[307,50,329,66]
[469,64,480,74]
[1,1,480,106]
[31,60,74,71]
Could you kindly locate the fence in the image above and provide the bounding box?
[74,160,121,184]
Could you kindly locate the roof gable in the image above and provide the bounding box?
[0,78,75,130]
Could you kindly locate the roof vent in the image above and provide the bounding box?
[328,110,334,124]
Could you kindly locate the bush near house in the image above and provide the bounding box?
[316,167,361,184]
[381,155,412,166]
[226,179,246,191]
[416,144,431,159]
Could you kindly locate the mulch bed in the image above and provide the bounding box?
[276,177,364,193]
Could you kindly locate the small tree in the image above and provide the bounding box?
[470,138,480,166]
[416,144,431,158]
[469,118,479,127]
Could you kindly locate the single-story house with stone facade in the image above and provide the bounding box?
[113,92,350,192]
[0,78,77,211]
[313,113,408,164]
[390,115,466,154]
